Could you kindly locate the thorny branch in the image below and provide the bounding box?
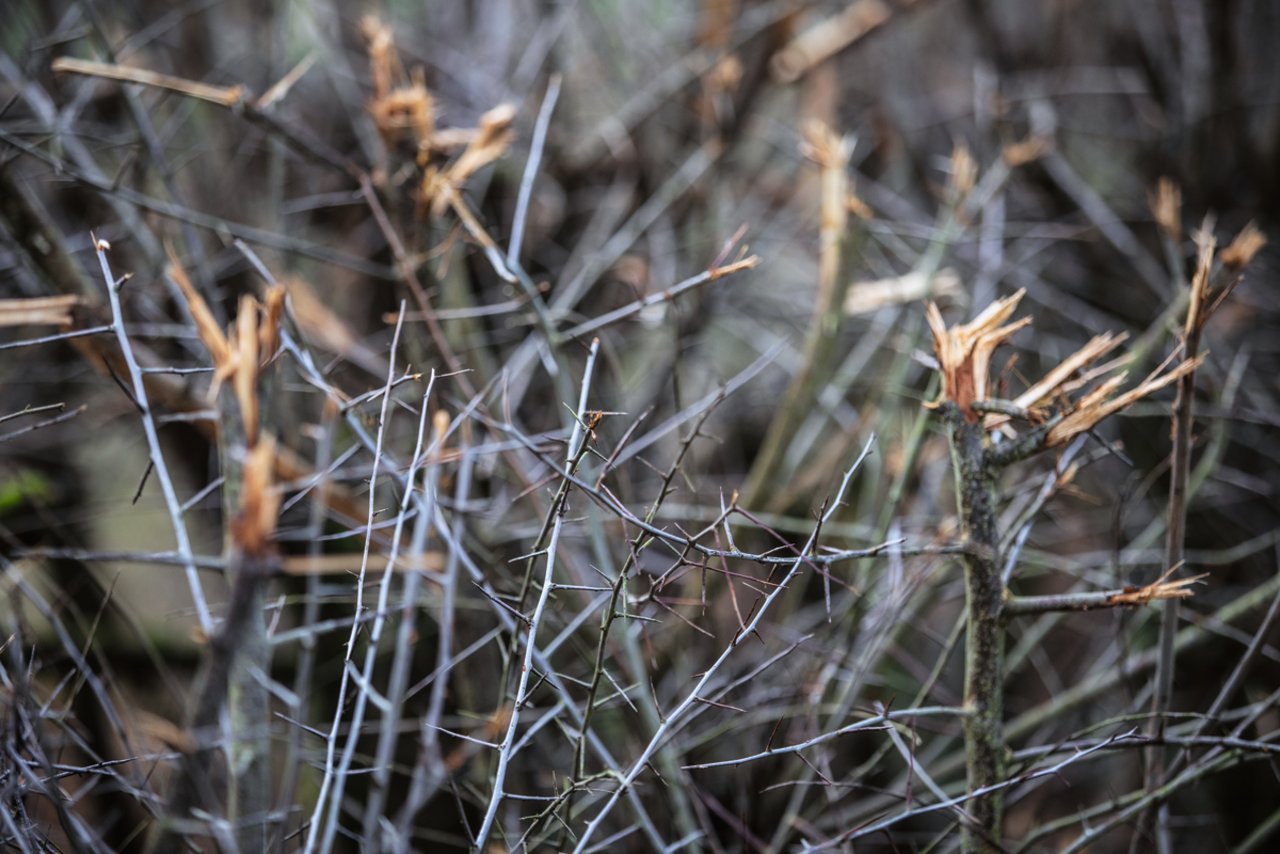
[2,8,1274,854]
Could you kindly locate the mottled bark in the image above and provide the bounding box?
[946,408,1005,853]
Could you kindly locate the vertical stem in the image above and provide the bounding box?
[475,338,601,851]
[227,565,269,852]
[740,123,851,508]
[220,337,270,853]
[948,412,1005,852]
[97,241,212,632]
[277,399,335,840]
[1141,236,1213,852]
[151,553,271,853]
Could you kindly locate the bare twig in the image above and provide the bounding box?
[571,437,876,853]
[305,304,408,853]
[95,238,212,633]
[475,338,602,850]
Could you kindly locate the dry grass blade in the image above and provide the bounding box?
[948,140,977,207]
[255,54,316,110]
[52,56,245,106]
[1184,231,1216,336]
[1149,177,1182,243]
[771,0,893,83]
[280,553,444,575]
[259,285,285,362]
[282,275,385,376]
[0,295,79,327]
[801,118,851,317]
[844,268,962,316]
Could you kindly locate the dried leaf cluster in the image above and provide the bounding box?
[362,16,435,154]
[361,16,516,220]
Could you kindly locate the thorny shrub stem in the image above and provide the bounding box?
[97,239,213,633]
[942,404,1006,854]
[305,304,407,854]
[569,438,876,854]
[474,338,600,851]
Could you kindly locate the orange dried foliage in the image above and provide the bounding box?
[167,245,230,369]
[1220,221,1266,271]
[421,104,517,218]
[1106,566,1206,607]
[928,290,1201,448]
[926,289,1029,422]
[1002,135,1051,168]
[231,435,281,557]
[362,16,435,152]
[168,248,283,447]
